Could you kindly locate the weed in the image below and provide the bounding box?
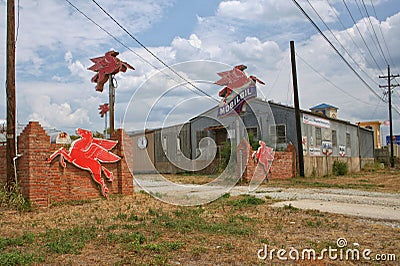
[0,252,44,265]
[144,241,183,252]
[0,184,31,211]
[227,195,265,207]
[44,226,97,254]
[148,207,159,217]
[0,232,35,250]
[128,211,143,221]
[106,232,146,245]
[283,204,299,211]
[333,161,348,176]
[114,212,128,221]
[224,242,234,250]
[50,199,91,207]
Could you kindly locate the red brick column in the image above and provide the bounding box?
[17,121,51,207]
[111,129,134,195]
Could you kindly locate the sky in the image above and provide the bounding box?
[1,0,400,143]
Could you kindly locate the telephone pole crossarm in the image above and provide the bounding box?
[379,65,399,167]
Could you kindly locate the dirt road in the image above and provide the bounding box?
[231,186,400,225]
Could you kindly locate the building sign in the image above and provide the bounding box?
[303,114,330,129]
[47,128,121,197]
[215,65,264,117]
[309,147,321,156]
[339,145,346,157]
[218,86,257,116]
[386,135,400,145]
[302,136,308,155]
[322,140,333,156]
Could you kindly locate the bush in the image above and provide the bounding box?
[333,161,348,176]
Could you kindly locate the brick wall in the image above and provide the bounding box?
[238,140,296,181]
[0,122,134,207]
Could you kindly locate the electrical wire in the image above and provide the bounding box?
[369,0,394,67]
[90,0,219,103]
[296,52,372,106]
[358,0,389,66]
[325,0,379,86]
[64,0,213,100]
[291,0,383,101]
[341,0,384,73]
[306,0,379,87]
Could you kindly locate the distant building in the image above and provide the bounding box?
[310,103,338,119]
[357,121,383,149]
[131,98,374,177]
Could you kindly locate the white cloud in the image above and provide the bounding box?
[217,0,337,24]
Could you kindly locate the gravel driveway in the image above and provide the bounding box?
[230,186,400,225]
[134,176,400,226]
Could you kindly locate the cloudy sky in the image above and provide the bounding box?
[1,0,399,142]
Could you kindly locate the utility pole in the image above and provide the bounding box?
[109,75,115,137]
[379,65,399,168]
[290,41,305,177]
[6,0,16,189]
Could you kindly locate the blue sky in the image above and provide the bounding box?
[1,0,400,142]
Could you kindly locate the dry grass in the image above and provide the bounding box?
[268,167,400,193]
[0,189,399,265]
[165,167,400,193]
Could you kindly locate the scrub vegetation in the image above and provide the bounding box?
[0,181,399,265]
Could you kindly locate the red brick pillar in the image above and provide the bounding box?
[112,129,134,195]
[17,122,51,207]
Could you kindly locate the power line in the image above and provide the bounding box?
[306,0,379,87]
[369,0,396,68]
[64,0,214,101]
[291,0,384,102]
[296,52,372,106]
[90,0,219,103]
[341,0,384,73]
[359,0,389,66]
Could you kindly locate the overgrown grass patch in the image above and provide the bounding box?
[0,185,31,211]
[43,226,97,254]
[227,195,265,207]
[0,232,35,250]
[0,252,44,266]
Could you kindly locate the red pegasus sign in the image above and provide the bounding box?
[88,50,134,92]
[252,140,274,174]
[215,64,265,99]
[215,65,265,116]
[98,103,109,118]
[47,128,121,197]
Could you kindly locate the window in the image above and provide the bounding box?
[176,137,181,154]
[346,133,351,148]
[332,130,337,147]
[270,124,286,144]
[247,127,258,142]
[315,127,322,146]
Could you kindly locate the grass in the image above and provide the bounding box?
[0,184,31,212]
[43,226,97,254]
[267,168,400,193]
[0,170,398,265]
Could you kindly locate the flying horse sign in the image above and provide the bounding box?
[47,128,121,197]
[215,65,265,116]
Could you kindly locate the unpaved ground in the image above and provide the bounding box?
[231,187,400,224]
[135,176,400,224]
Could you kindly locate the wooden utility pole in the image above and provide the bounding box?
[290,41,305,177]
[6,0,16,189]
[109,75,115,137]
[379,65,399,167]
